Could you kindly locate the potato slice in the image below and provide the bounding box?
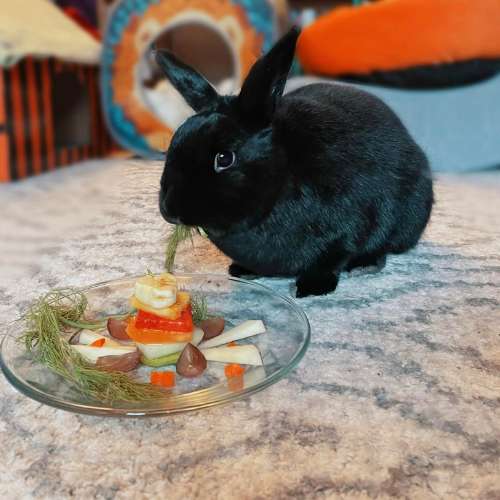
[72,344,137,364]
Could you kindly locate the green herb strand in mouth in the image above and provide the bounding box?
[165,225,196,272]
[164,225,208,272]
[20,289,164,402]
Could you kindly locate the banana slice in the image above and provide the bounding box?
[134,273,177,309]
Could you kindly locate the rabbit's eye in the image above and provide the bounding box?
[214,151,235,173]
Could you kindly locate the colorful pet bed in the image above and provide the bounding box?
[297,0,500,88]
[0,0,113,182]
[101,0,285,157]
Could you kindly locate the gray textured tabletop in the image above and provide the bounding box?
[1,159,499,499]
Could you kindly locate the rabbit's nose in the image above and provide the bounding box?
[160,187,182,224]
[160,202,181,224]
[165,215,182,224]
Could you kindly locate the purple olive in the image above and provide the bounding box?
[176,343,207,378]
[96,350,140,372]
[107,317,130,340]
[199,317,225,341]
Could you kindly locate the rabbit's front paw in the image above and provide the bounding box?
[346,254,387,275]
[228,263,259,280]
[295,272,339,298]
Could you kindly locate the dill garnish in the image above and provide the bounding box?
[164,225,196,272]
[20,289,164,402]
[190,293,209,323]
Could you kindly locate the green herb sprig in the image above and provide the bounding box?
[165,225,209,272]
[21,289,164,402]
[165,225,196,272]
[191,293,209,324]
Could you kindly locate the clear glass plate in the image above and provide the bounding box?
[0,274,310,417]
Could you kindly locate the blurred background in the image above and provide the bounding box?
[1,0,499,184]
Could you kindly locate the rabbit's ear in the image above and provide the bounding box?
[237,27,300,124]
[155,50,219,112]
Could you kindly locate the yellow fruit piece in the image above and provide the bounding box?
[130,291,191,319]
[134,273,177,309]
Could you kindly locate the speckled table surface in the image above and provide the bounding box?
[0,160,499,500]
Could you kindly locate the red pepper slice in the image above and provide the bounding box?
[224,364,245,378]
[135,306,193,333]
[150,371,176,388]
[126,317,193,344]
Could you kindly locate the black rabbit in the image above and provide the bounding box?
[157,27,433,297]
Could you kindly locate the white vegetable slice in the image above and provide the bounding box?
[135,327,203,359]
[199,320,265,349]
[72,344,137,364]
[78,330,123,347]
[201,345,263,366]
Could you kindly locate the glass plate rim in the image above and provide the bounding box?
[0,273,310,417]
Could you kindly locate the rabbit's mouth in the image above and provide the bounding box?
[160,201,183,225]
[164,214,182,225]
[159,189,183,225]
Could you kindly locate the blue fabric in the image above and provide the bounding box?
[286,75,500,172]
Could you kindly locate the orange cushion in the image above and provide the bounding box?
[297,0,500,76]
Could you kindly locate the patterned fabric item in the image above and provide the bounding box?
[0,0,100,67]
[0,58,114,182]
[297,0,500,86]
[101,0,277,157]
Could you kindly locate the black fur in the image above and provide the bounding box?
[157,28,434,297]
[155,50,219,112]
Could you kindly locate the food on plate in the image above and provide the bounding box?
[135,308,193,332]
[202,345,263,366]
[134,273,177,309]
[72,272,265,378]
[136,327,203,360]
[140,350,182,368]
[199,320,265,349]
[125,274,202,374]
[127,274,199,366]
[71,343,137,364]
[225,364,245,392]
[69,329,122,347]
[176,343,207,378]
[199,317,225,340]
[150,370,176,388]
[130,291,190,319]
[107,317,130,340]
[126,315,193,343]
[224,363,245,378]
[138,320,265,368]
[21,272,268,402]
[21,289,166,402]
[96,351,140,372]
